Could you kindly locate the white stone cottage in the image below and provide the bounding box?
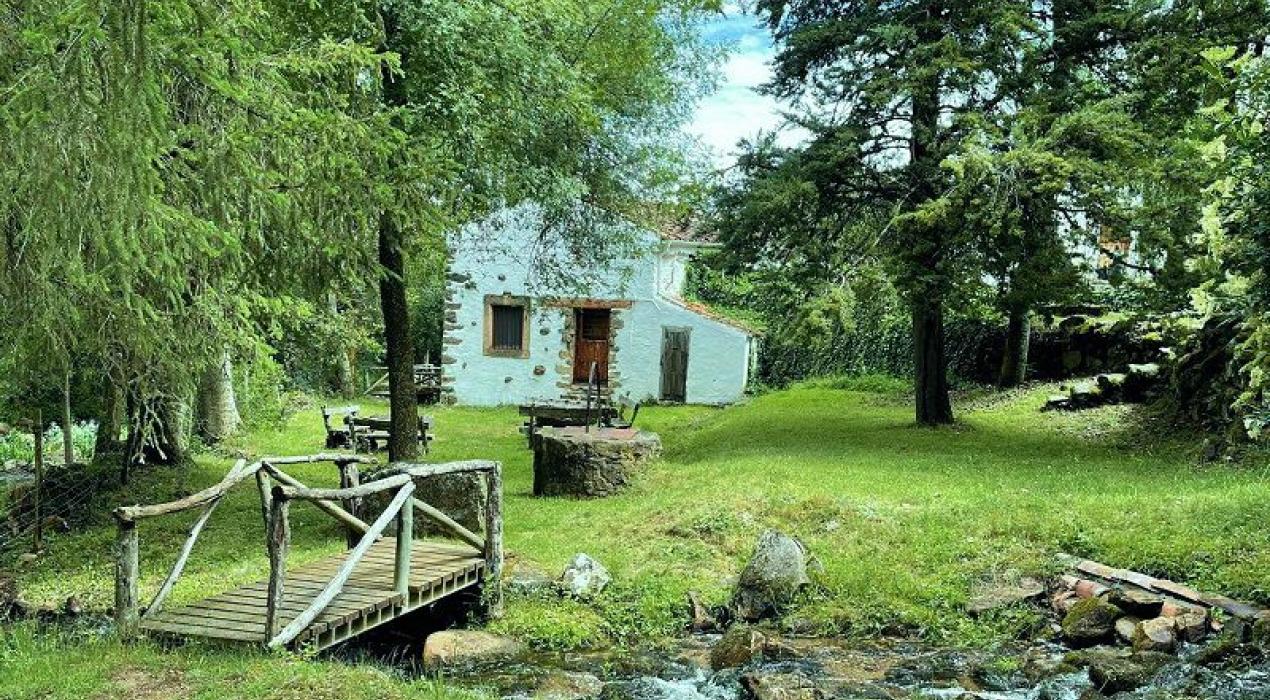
[442,203,757,406]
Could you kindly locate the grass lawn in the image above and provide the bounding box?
[5,381,1270,697]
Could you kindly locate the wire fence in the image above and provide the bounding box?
[0,423,102,562]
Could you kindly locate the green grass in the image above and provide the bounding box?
[0,623,477,700]
[7,383,1270,696]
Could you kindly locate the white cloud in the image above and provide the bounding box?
[686,10,807,168]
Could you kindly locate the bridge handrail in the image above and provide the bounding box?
[111,454,503,646]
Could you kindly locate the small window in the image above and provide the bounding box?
[491,305,525,350]
[484,295,529,357]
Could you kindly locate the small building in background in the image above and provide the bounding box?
[442,203,757,406]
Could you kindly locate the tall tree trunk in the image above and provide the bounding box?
[196,350,241,443]
[329,291,357,398]
[997,306,1031,388]
[150,395,189,464]
[378,8,419,461]
[378,215,418,462]
[913,297,953,425]
[94,379,123,458]
[909,6,954,426]
[62,370,74,464]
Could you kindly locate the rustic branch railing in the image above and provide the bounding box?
[111,453,504,645]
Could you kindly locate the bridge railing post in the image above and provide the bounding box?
[394,485,412,597]
[265,488,291,642]
[482,463,503,617]
[114,518,139,638]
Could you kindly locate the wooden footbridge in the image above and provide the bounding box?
[112,454,502,650]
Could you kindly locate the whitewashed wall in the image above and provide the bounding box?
[444,203,753,406]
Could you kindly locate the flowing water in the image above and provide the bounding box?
[418,634,1270,700]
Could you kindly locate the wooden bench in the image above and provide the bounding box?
[347,414,434,454]
[321,405,360,449]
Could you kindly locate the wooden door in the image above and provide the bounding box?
[660,327,690,402]
[573,309,611,384]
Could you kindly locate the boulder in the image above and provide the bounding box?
[422,630,522,669]
[730,530,811,622]
[1095,373,1127,402]
[1173,611,1209,643]
[536,671,604,700]
[1043,395,1071,412]
[710,624,767,670]
[1062,598,1123,647]
[1067,647,1171,695]
[62,596,82,617]
[1123,363,1162,402]
[1250,614,1270,648]
[1115,616,1142,645]
[1132,617,1176,653]
[1109,587,1164,618]
[739,672,823,700]
[560,554,611,598]
[967,578,1046,617]
[1068,381,1103,409]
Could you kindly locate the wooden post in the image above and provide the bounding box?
[482,464,504,617]
[32,411,43,553]
[265,491,291,642]
[394,486,412,597]
[62,371,74,465]
[115,519,139,638]
[255,469,272,531]
[339,461,361,549]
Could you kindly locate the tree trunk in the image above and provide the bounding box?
[913,297,954,425]
[94,380,124,458]
[330,291,357,398]
[378,8,419,462]
[196,350,241,443]
[62,370,74,465]
[997,306,1031,388]
[908,6,953,427]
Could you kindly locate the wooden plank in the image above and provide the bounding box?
[141,618,264,642]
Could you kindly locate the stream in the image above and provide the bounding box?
[397,634,1270,700]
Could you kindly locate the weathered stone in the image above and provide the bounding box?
[1115,616,1142,644]
[422,630,522,669]
[1250,614,1270,648]
[967,578,1046,616]
[1109,587,1164,618]
[730,530,811,622]
[63,596,82,616]
[1062,598,1123,647]
[739,672,823,700]
[536,671,604,700]
[1095,373,1127,402]
[1124,363,1162,402]
[1074,648,1172,695]
[560,553,611,598]
[1042,395,1071,411]
[1068,381,1103,409]
[533,427,661,498]
[506,559,554,596]
[1132,617,1176,653]
[687,591,718,633]
[1173,611,1209,643]
[1051,590,1078,615]
[710,625,767,670]
[1073,579,1108,599]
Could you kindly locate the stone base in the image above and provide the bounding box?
[532,427,661,498]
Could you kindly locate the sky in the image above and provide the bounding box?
[684,5,804,169]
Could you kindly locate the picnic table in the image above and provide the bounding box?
[349,414,434,454]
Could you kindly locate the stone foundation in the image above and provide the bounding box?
[532,427,661,498]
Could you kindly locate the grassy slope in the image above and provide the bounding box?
[5,384,1270,696]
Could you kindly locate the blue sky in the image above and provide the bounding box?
[684,5,803,169]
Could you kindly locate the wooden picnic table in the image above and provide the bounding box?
[348,414,434,454]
